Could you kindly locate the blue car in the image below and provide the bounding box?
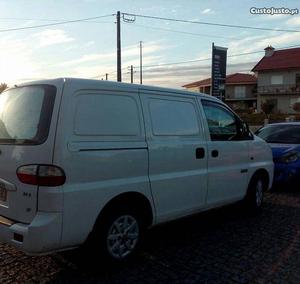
[256,122,300,187]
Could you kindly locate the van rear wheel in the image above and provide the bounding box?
[89,207,144,263]
[107,214,139,259]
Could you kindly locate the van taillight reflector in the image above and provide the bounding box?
[17,165,66,186]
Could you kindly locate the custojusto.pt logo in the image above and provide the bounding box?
[250,7,299,15]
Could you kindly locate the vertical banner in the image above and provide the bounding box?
[211,43,228,101]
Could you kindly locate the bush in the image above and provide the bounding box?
[0,83,7,93]
[261,101,275,117]
[238,113,265,125]
[237,112,297,125]
[293,102,300,112]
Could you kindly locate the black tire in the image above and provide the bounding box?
[244,174,267,212]
[87,206,145,264]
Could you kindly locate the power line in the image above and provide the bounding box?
[0,14,114,33]
[124,22,291,47]
[124,22,240,40]
[122,12,300,33]
[0,17,114,26]
[141,62,258,73]
[93,67,128,80]
[0,17,63,22]
[137,44,300,69]
[91,43,300,80]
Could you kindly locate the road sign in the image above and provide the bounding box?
[211,43,228,101]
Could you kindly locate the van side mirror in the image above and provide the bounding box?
[238,121,253,140]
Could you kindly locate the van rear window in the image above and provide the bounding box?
[0,85,56,145]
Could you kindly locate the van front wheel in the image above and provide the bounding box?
[244,174,267,212]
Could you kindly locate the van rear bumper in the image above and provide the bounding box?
[0,212,62,255]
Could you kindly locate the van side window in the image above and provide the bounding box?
[149,98,199,136]
[74,94,140,137]
[202,100,238,141]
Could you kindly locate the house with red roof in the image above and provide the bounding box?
[252,46,300,113]
[183,73,257,110]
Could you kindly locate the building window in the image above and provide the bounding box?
[271,75,283,85]
[296,74,300,87]
[234,86,246,98]
[290,97,300,109]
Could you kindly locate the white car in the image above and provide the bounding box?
[0,78,273,262]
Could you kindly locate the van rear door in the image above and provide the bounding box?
[0,84,57,223]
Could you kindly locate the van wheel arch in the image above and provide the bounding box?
[244,169,269,211]
[91,192,153,235]
[84,192,153,261]
[248,169,269,191]
[88,191,153,239]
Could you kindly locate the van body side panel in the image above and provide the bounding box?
[140,92,208,223]
[248,136,274,189]
[0,79,275,255]
[53,82,153,247]
[205,141,249,204]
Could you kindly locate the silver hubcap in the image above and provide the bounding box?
[107,215,139,259]
[256,180,263,207]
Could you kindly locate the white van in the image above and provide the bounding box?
[0,78,273,261]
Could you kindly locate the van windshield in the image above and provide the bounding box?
[0,85,56,145]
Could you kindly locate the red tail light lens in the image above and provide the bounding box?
[17,165,66,186]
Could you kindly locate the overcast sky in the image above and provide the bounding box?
[0,0,300,88]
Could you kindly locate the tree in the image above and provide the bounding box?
[261,101,275,118]
[0,83,7,93]
[292,101,300,112]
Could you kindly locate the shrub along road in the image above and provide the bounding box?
[0,189,299,283]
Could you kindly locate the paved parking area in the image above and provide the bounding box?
[0,189,299,284]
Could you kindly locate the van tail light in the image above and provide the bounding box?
[17,165,66,186]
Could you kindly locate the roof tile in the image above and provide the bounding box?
[182,73,256,88]
[252,47,300,71]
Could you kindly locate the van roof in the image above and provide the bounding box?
[15,77,220,102]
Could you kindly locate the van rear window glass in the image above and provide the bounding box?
[0,85,56,145]
[149,98,199,136]
[74,94,140,136]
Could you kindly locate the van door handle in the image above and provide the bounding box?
[211,150,219,158]
[196,148,205,159]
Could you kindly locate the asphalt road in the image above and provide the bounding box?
[0,189,299,284]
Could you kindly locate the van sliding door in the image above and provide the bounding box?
[140,92,208,223]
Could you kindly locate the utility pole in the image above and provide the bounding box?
[105,73,108,80]
[117,11,122,82]
[130,65,133,83]
[140,41,143,84]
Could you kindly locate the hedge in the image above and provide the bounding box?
[237,113,300,125]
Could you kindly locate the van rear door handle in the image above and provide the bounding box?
[196,148,205,159]
[211,150,219,158]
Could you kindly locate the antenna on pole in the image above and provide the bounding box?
[116,11,122,82]
[130,65,133,83]
[122,13,136,23]
[140,41,143,84]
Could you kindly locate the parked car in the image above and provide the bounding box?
[256,122,300,188]
[0,78,273,262]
